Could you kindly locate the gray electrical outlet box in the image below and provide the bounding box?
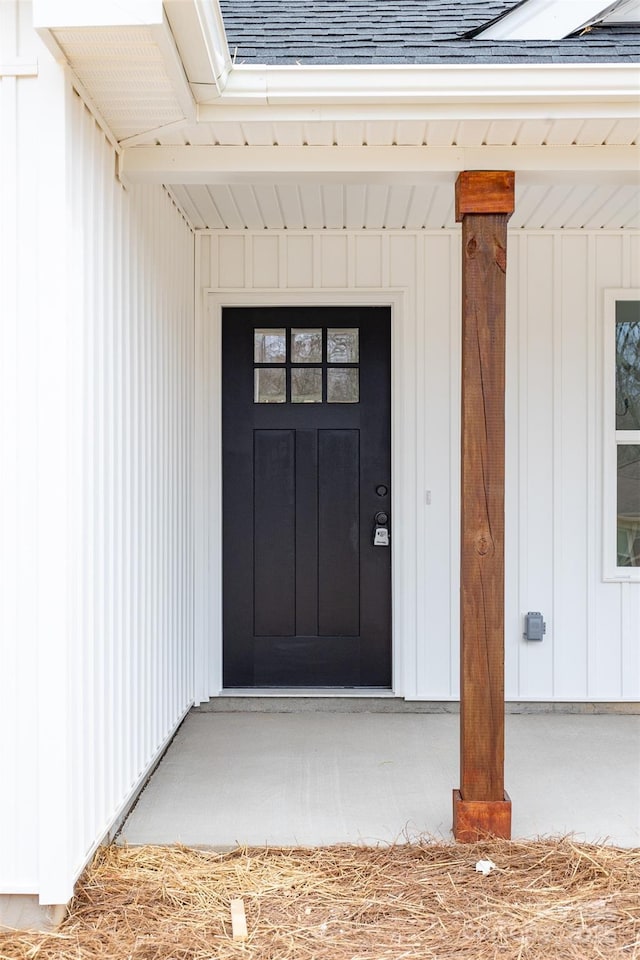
[524,611,546,641]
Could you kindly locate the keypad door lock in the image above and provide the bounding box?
[373,511,390,547]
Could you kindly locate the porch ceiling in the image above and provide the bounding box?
[168,178,640,230]
[123,115,639,230]
[125,116,639,231]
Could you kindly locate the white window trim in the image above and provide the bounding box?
[603,288,640,582]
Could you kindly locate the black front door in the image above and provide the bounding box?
[222,307,391,687]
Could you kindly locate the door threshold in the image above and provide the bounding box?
[218,688,397,698]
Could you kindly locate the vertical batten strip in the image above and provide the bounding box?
[68,91,84,858]
[105,112,117,818]
[593,236,625,696]
[0,48,26,884]
[193,234,206,702]
[36,50,73,905]
[585,231,596,699]
[413,232,427,700]
[551,233,562,700]
[517,233,529,699]
[122,155,132,787]
[448,232,461,699]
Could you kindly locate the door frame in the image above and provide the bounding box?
[195,288,407,701]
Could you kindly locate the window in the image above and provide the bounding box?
[253,326,359,404]
[604,290,640,580]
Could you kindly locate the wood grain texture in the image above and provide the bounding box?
[458,202,512,806]
[455,171,515,221]
[452,790,512,842]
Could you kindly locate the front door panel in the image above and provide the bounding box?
[222,307,391,687]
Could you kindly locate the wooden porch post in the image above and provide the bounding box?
[453,170,514,842]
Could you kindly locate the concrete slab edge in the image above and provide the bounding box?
[193,698,639,715]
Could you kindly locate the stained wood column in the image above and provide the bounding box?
[453,171,514,842]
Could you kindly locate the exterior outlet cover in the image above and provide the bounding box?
[524,611,546,641]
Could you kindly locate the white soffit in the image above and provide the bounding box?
[33,0,194,140]
[32,0,233,141]
[477,0,637,39]
[167,180,640,230]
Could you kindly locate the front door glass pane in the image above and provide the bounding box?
[292,368,322,403]
[328,328,359,363]
[254,329,286,363]
[616,302,640,430]
[292,329,322,363]
[327,368,359,403]
[617,444,640,567]
[254,368,286,403]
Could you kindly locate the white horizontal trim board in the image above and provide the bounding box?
[195,229,640,706]
[0,61,38,76]
[120,144,640,185]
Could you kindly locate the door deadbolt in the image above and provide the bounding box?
[373,511,390,547]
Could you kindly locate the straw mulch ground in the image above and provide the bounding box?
[1,839,638,959]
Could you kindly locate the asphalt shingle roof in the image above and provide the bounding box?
[219,0,640,64]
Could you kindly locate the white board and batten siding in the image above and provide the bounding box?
[1,31,195,903]
[0,0,41,902]
[197,229,640,705]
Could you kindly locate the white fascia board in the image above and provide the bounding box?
[32,0,164,29]
[149,13,198,122]
[119,144,640,185]
[196,63,640,114]
[32,0,163,60]
[476,0,622,39]
[194,100,640,124]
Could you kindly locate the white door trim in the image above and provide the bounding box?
[194,287,410,701]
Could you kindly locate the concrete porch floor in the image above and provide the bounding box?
[119,708,640,849]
